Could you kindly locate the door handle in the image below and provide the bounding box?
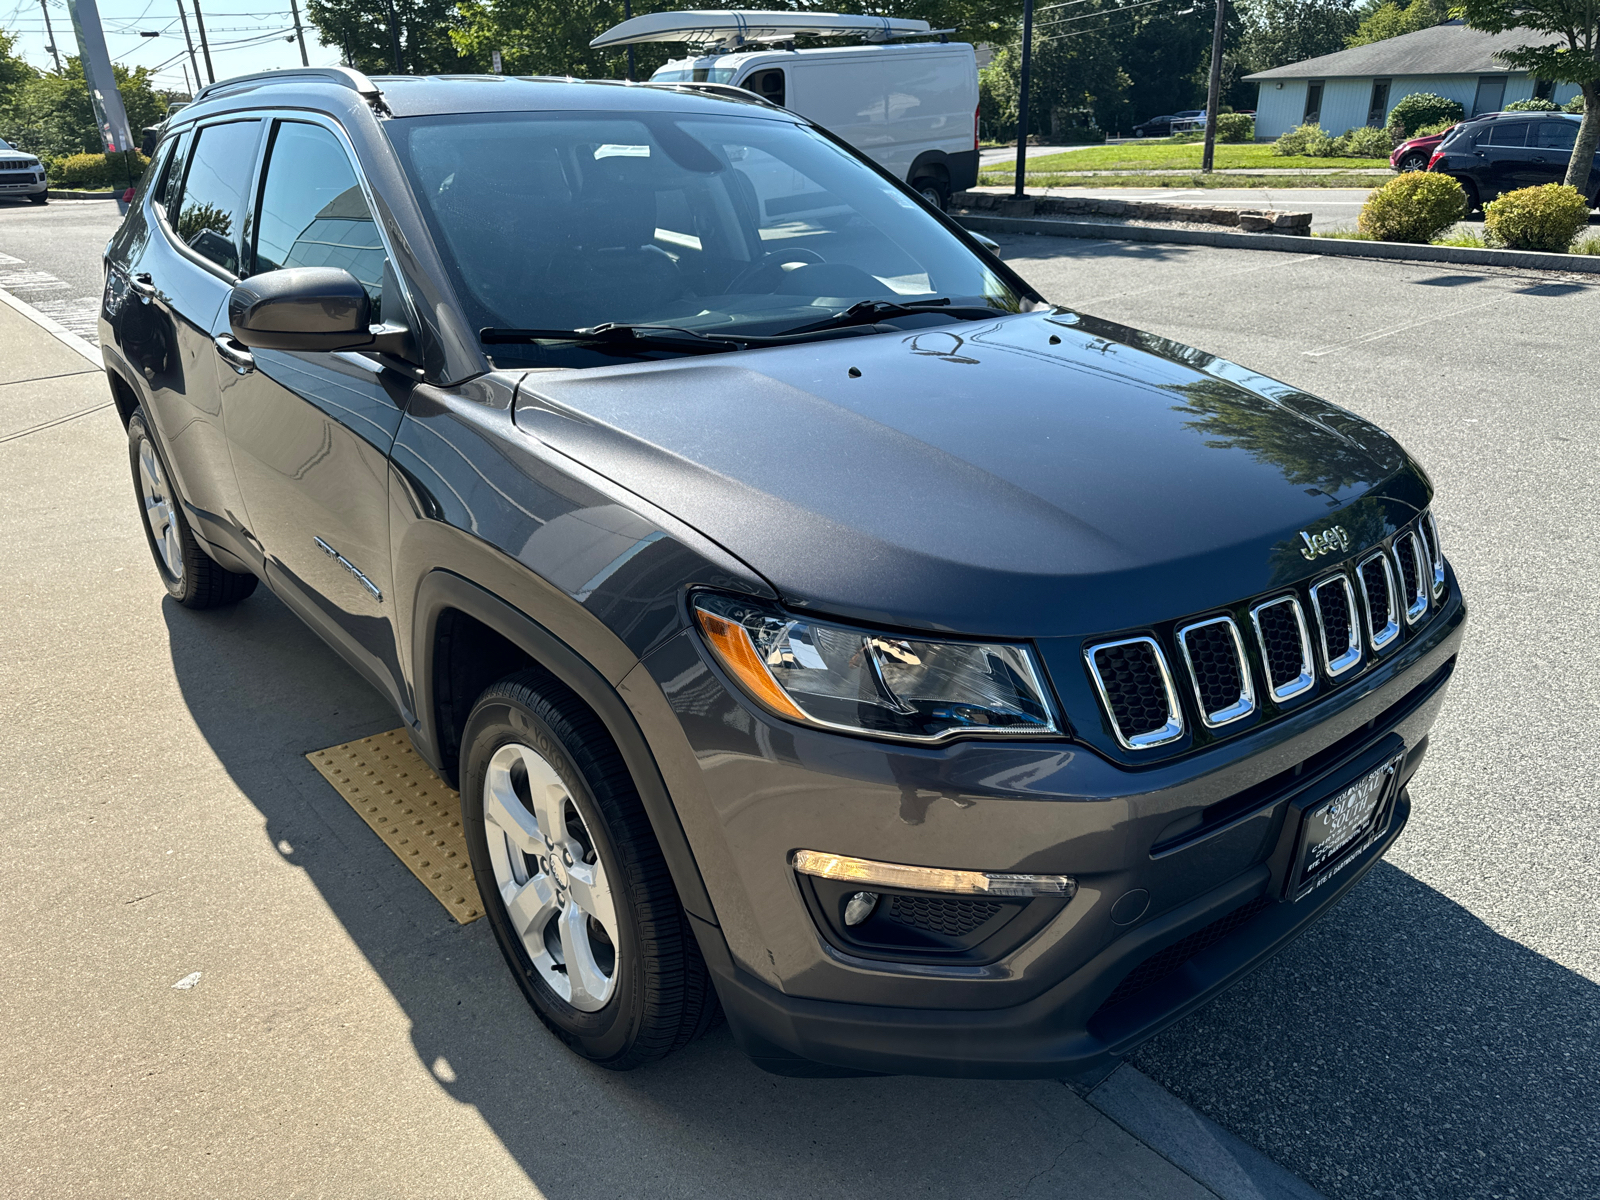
[213,333,255,375]
[129,271,156,300]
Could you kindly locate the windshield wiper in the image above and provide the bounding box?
[775,299,1006,338]
[481,323,740,354]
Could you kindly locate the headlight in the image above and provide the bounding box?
[691,593,1061,743]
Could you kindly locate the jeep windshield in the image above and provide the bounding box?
[384,109,1027,367]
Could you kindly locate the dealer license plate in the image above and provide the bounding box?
[1289,756,1402,900]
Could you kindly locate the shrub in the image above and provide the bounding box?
[48,149,148,188]
[1565,95,1585,114]
[1331,125,1393,158]
[1387,92,1465,137]
[1504,98,1559,112]
[1215,112,1255,142]
[1483,184,1591,251]
[1358,171,1467,242]
[1271,123,1327,155]
[1413,119,1458,138]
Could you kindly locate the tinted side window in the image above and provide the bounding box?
[1535,120,1578,150]
[173,120,262,275]
[253,122,387,320]
[156,130,192,219]
[1486,121,1529,147]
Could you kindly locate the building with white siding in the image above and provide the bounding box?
[1244,21,1577,139]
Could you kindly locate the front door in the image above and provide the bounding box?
[218,117,416,708]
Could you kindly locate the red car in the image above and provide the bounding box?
[1391,128,1453,172]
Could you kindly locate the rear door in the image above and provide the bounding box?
[114,118,263,560]
[218,116,416,707]
[1521,118,1577,188]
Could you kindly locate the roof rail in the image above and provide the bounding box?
[192,66,385,110]
[641,80,787,112]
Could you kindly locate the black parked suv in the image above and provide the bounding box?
[1430,110,1600,209]
[102,66,1465,1078]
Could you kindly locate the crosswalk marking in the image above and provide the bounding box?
[30,297,102,340]
[0,257,100,344]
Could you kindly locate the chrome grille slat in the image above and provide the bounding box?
[1392,530,1429,625]
[1421,511,1445,597]
[1357,552,1400,650]
[1177,616,1255,728]
[1084,636,1184,750]
[1309,573,1362,676]
[1249,596,1314,702]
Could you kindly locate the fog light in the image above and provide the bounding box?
[843,891,879,926]
[792,849,1076,900]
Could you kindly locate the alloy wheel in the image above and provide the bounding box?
[137,437,183,585]
[482,741,620,1011]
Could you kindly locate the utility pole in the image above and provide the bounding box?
[288,0,309,66]
[39,0,63,72]
[624,0,635,81]
[181,61,191,96]
[384,0,403,73]
[1201,0,1226,173]
[191,0,215,84]
[175,0,201,94]
[1012,0,1034,197]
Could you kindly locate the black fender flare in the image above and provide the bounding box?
[907,149,953,185]
[409,569,717,925]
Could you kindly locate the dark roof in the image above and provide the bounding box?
[1244,21,1557,81]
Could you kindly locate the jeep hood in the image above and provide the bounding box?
[511,310,1427,637]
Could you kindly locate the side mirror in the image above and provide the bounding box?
[229,266,376,353]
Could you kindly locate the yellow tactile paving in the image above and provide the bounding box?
[306,729,482,924]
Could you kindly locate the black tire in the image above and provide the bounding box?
[1456,177,1482,214]
[127,406,258,608]
[28,191,48,205]
[912,176,950,211]
[1397,151,1428,172]
[461,671,718,1069]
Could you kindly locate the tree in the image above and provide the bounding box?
[0,32,31,104]
[1242,0,1359,72]
[1458,0,1600,193]
[1346,0,1450,47]
[306,0,469,73]
[0,57,175,162]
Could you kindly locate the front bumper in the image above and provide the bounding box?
[0,174,47,196]
[642,584,1465,1077]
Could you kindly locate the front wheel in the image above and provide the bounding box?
[461,672,718,1069]
[127,406,258,608]
[28,191,48,205]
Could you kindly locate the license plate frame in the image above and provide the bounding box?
[1285,753,1404,902]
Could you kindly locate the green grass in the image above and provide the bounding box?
[976,171,1385,190]
[1313,229,1373,239]
[1571,233,1600,255]
[1018,139,1388,173]
[1433,229,1487,248]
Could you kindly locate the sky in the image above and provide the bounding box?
[2,0,342,96]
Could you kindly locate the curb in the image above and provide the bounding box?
[956,212,1600,273]
[1081,1065,1328,1200]
[0,283,104,367]
[46,189,119,200]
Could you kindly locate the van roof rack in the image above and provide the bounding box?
[592,10,934,52]
[192,66,385,110]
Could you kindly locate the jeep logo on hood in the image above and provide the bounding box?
[1298,525,1352,560]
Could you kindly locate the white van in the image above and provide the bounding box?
[591,10,979,208]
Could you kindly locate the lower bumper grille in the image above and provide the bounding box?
[1094,895,1273,1014]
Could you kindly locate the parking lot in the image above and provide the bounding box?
[2,203,1596,1198]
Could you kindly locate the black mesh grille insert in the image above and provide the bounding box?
[1094,895,1273,1014]
[1091,642,1172,739]
[1395,535,1421,604]
[1182,623,1244,717]
[1316,582,1354,659]
[1361,557,1392,635]
[886,895,1002,937]
[1255,601,1305,690]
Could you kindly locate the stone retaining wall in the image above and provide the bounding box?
[950,191,1313,235]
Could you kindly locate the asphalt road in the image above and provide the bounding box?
[992,232,1600,1200]
[0,197,122,341]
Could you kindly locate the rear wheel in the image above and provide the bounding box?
[1397,151,1429,172]
[461,671,718,1069]
[127,406,257,608]
[1451,176,1481,214]
[913,176,950,211]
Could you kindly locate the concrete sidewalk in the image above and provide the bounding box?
[0,294,1319,1199]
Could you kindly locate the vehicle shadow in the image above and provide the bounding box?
[164,590,1599,1200]
[1133,855,1600,1200]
